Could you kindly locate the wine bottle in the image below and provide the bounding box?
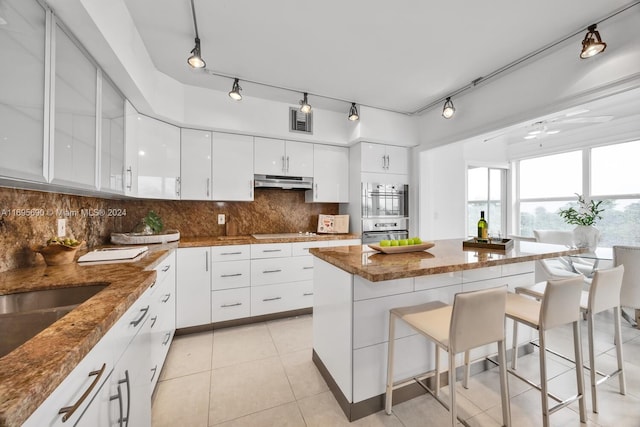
[477,211,488,241]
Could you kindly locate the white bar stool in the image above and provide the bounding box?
[515,265,626,413]
[385,286,511,427]
[507,276,587,427]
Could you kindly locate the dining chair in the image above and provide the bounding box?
[614,245,640,327]
[533,230,593,281]
[515,265,626,413]
[385,286,511,427]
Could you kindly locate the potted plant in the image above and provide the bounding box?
[133,210,164,234]
[558,194,604,251]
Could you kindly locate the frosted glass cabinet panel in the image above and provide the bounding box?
[51,23,98,190]
[100,77,125,194]
[0,0,47,182]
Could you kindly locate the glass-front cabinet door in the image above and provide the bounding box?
[100,75,125,194]
[0,0,47,182]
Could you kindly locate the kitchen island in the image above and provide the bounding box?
[309,238,584,421]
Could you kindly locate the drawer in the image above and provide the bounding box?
[251,243,292,259]
[289,255,315,282]
[461,266,502,283]
[211,287,251,322]
[353,275,413,301]
[154,250,176,286]
[502,261,535,276]
[211,260,250,290]
[251,257,296,286]
[250,282,311,316]
[211,244,251,262]
[414,271,462,291]
[291,240,328,256]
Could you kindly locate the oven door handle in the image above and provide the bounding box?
[374,223,398,227]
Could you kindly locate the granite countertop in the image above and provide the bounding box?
[0,245,175,427]
[309,238,586,282]
[178,233,360,247]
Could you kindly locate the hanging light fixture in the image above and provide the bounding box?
[442,97,455,119]
[580,24,607,59]
[300,92,312,113]
[228,78,242,100]
[187,0,206,68]
[348,103,359,121]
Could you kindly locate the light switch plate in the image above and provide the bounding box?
[217,214,225,225]
[57,218,66,237]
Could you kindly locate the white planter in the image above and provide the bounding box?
[573,226,600,252]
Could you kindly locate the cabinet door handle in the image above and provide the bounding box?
[58,363,106,421]
[118,370,131,426]
[262,249,282,253]
[150,365,158,383]
[221,302,242,307]
[286,156,290,173]
[161,294,171,303]
[281,155,286,173]
[175,176,181,196]
[221,273,242,278]
[386,155,390,170]
[249,179,253,198]
[262,269,282,274]
[263,296,282,302]
[150,315,158,328]
[162,333,171,345]
[303,266,314,270]
[205,253,209,272]
[315,183,318,200]
[126,167,132,190]
[206,177,210,197]
[303,292,314,296]
[109,384,124,427]
[221,251,242,256]
[161,265,171,272]
[130,306,149,327]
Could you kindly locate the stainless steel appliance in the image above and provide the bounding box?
[361,182,409,244]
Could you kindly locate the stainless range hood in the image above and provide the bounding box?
[254,174,313,190]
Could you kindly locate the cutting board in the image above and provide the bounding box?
[78,246,149,263]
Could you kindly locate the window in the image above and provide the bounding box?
[468,166,507,238]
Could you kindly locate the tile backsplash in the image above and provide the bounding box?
[0,187,338,272]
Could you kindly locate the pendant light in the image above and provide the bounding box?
[348,103,359,121]
[442,97,455,119]
[300,92,312,113]
[187,0,206,69]
[580,24,607,59]
[228,78,242,100]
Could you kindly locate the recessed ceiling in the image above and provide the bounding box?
[123,0,634,114]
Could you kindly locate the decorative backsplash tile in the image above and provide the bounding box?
[0,187,338,272]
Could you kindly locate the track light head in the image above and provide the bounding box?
[442,97,455,119]
[187,37,206,69]
[348,103,359,121]
[300,92,312,113]
[580,24,607,59]
[229,78,242,100]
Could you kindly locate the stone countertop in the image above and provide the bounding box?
[309,238,586,282]
[0,245,174,427]
[178,233,360,247]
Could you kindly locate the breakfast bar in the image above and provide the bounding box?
[309,238,584,421]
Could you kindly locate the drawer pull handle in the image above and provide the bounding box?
[221,302,243,307]
[221,251,242,255]
[119,370,131,425]
[150,365,158,382]
[109,384,124,427]
[161,294,171,303]
[130,306,149,327]
[263,269,282,274]
[263,296,282,302]
[150,280,157,288]
[221,273,242,278]
[59,363,106,421]
[161,265,171,272]
[162,333,171,345]
[150,315,158,328]
[303,292,314,296]
[263,249,282,253]
[303,266,314,270]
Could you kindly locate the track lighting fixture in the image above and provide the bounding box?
[348,103,359,121]
[187,0,206,69]
[229,78,242,100]
[580,24,607,59]
[300,92,312,113]
[442,97,455,119]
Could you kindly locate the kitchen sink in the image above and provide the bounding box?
[0,283,108,358]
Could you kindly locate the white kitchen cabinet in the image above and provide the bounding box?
[180,128,212,200]
[250,281,314,316]
[360,142,408,175]
[136,115,181,199]
[124,100,139,196]
[254,137,313,177]
[211,287,251,322]
[212,133,254,201]
[210,244,251,322]
[99,76,125,194]
[176,247,211,328]
[305,144,349,203]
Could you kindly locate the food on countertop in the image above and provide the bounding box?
[379,240,391,247]
[46,236,81,247]
[379,237,424,246]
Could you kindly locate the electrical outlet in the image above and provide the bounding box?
[217,214,226,225]
[57,218,66,237]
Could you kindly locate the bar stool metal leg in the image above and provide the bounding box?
[511,318,519,369]
[614,306,627,396]
[385,312,396,415]
[538,330,550,427]
[435,345,441,397]
[448,350,457,427]
[573,320,587,422]
[498,339,511,426]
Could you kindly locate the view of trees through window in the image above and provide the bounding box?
[468,167,506,238]
[517,140,640,247]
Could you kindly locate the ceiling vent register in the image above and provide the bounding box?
[289,107,313,134]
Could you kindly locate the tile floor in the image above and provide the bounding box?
[152,311,640,426]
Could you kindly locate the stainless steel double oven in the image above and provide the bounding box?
[361,182,409,244]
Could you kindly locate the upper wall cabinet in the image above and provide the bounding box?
[361,143,408,175]
[254,137,313,177]
[50,23,98,190]
[180,128,212,200]
[100,76,125,194]
[305,144,349,203]
[212,133,254,201]
[0,0,47,183]
[126,107,180,199]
